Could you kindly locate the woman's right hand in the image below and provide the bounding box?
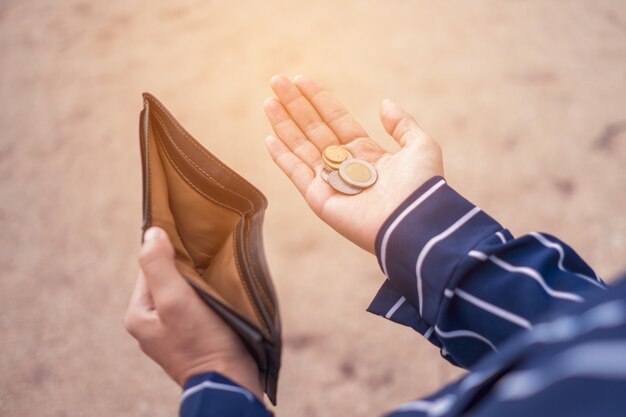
[263,75,444,254]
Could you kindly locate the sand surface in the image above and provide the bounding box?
[1,1,625,416]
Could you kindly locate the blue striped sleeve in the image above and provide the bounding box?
[368,176,606,368]
[179,372,270,417]
[383,274,626,417]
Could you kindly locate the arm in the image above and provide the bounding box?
[263,75,606,368]
[124,227,271,417]
[383,273,626,417]
[367,176,606,368]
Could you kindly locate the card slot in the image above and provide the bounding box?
[148,100,255,214]
[148,103,265,330]
[200,229,264,331]
[154,131,240,271]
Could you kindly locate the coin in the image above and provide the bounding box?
[320,167,332,183]
[327,170,362,195]
[338,159,378,188]
[322,146,353,170]
[323,145,350,163]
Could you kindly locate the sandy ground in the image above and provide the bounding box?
[1,1,625,416]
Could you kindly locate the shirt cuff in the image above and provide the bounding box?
[368,176,503,331]
[180,372,270,417]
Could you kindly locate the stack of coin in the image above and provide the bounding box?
[320,145,378,195]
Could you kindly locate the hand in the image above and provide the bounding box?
[264,75,444,253]
[124,227,263,400]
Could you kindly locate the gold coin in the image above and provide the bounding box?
[322,153,342,171]
[339,159,378,188]
[346,163,372,182]
[323,145,350,163]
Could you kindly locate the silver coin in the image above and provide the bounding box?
[320,167,332,183]
[338,158,378,189]
[328,170,362,195]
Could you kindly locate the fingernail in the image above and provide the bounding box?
[382,98,394,108]
[144,227,163,242]
[270,74,284,85]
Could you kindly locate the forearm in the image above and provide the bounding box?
[368,176,606,367]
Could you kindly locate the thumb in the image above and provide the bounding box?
[138,227,191,311]
[380,99,430,148]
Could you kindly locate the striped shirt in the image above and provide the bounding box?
[180,176,626,417]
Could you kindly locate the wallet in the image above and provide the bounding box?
[139,93,281,404]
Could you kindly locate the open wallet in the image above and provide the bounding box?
[139,93,281,404]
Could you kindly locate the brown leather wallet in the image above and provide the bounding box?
[139,93,281,404]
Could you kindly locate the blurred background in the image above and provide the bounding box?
[1,1,625,416]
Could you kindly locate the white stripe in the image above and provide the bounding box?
[396,394,456,416]
[531,300,626,344]
[435,326,498,352]
[581,300,626,330]
[430,395,456,416]
[496,341,626,401]
[395,400,434,412]
[471,250,585,303]
[181,380,254,404]
[380,179,446,278]
[459,368,499,392]
[385,296,406,319]
[415,207,482,315]
[424,326,434,339]
[468,250,488,260]
[486,253,584,303]
[529,232,605,289]
[444,288,454,298]
[495,231,507,243]
[455,288,532,329]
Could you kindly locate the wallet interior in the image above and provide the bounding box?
[139,93,280,403]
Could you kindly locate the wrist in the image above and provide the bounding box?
[374,176,502,324]
[178,350,263,401]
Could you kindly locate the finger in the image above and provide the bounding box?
[265,135,315,197]
[380,99,430,147]
[139,227,194,314]
[263,97,324,169]
[124,272,158,337]
[293,75,374,146]
[269,75,339,151]
[129,271,155,313]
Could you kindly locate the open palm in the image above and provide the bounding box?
[264,75,444,253]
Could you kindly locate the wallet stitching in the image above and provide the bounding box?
[152,111,247,215]
[152,112,225,191]
[153,111,258,218]
[232,228,267,333]
[154,129,242,214]
[151,103,274,317]
[154,127,268,331]
[252,218,276,318]
[149,97,266,205]
[145,107,153,227]
[243,222,274,317]
[243,237,272,323]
